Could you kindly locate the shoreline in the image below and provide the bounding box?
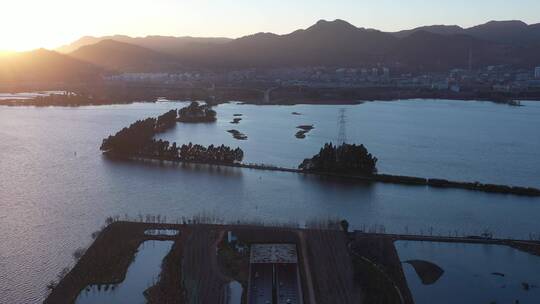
[1,84,539,107]
[1,96,537,108]
[1,96,537,107]
[115,154,540,197]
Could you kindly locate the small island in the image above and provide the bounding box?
[295,124,314,139]
[299,142,378,175]
[227,129,248,140]
[177,101,216,123]
[230,117,242,124]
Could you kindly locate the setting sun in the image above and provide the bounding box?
[1,0,82,51]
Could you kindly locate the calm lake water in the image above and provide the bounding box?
[396,241,540,304]
[0,100,539,303]
[76,240,173,304]
[161,100,540,187]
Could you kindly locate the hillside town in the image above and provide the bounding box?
[105,65,540,94]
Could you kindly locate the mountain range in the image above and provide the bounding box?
[0,49,100,83]
[393,20,540,45]
[57,35,231,54]
[69,40,182,72]
[2,19,540,84]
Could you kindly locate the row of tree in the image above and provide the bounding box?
[140,140,244,163]
[178,143,243,163]
[299,143,378,175]
[155,109,178,132]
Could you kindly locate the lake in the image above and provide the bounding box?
[395,241,540,303]
[0,99,539,302]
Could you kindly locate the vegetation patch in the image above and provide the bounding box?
[352,257,404,304]
[350,235,414,304]
[178,102,217,123]
[181,226,229,304]
[299,142,378,175]
[217,239,249,285]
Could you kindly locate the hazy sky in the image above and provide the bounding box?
[2,0,540,51]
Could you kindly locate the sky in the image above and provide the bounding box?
[2,0,540,51]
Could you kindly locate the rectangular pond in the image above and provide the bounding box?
[395,241,540,304]
[76,240,173,304]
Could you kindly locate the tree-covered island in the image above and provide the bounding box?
[299,143,378,176]
[100,109,243,164]
[177,101,217,123]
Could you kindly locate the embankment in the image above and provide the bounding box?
[118,154,540,197]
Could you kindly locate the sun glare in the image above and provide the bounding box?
[0,0,102,51]
[0,1,70,51]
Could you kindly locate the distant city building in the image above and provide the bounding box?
[529,80,540,88]
[535,67,540,79]
[432,80,449,90]
[450,84,461,93]
[515,73,530,81]
[493,84,511,93]
[382,67,390,78]
[360,68,368,77]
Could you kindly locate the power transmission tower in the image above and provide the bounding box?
[337,108,347,145]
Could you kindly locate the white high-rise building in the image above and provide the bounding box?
[535,67,540,79]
